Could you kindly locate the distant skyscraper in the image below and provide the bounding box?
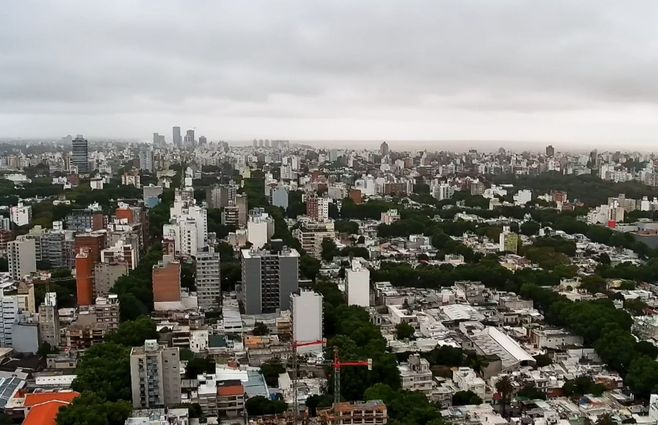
[71,135,89,173]
[545,145,555,157]
[152,133,165,146]
[380,141,389,156]
[198,135,207,145]
[172,126,182,147]
[590,149,599,168]
[139,149,154,172]
[184,129,195,145]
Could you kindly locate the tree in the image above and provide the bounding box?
[245,396,287,416]
[261,359,286,387]
[580,275,607,294]
[300,255,321,281]
[624,298,648,315]
[56,392,132,425]
[395,323,415,340]
[72,344,131,402]
[562,376,605,398]
[595,413,617,425]
[364,383,443,425]
[424,345,463,367]
[305,394,333,417]
[321,238,339,262]
[626,356,658,398]
[105,317,157,347]
[517,383,546,400]
[533,354,552,367]
[253,322,269,336]
[180,260,196,290]
[185,357,215,378]
[452,390,483,406]
[520,221,540,236]
[335,220,359,235]
[495,376,514,418]
[38,341,59,356]
[221,262,241,291]
[187,403,202,419]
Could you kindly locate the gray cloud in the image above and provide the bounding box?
[2,0,658,147]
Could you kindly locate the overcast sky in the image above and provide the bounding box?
[2,1,658,150]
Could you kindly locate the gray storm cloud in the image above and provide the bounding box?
[1,0,658,149]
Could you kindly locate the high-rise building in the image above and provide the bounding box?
[75,248,95,306]
[71,135,89,174]
[130,339,181,408]
[152,257,181,305]
[8,236,36,280]
[75,232,106,263]
[38,292,60,347]
[236,194,248,227]
[293,219,335,260]
[93,262,129,298]
[152,133,166,145]
[499,226,519,254]
[139,149,154,172]
[246,208,274,250]
[291,290,323,354]
[184,129,195,145]
[10,203,32,227]
[40,230,76,269]
[306,194,330,221]
[65,208,105,232]
[380,141,390,156]
[271,186,289,210]
[221,204,240,227]
[346,259,370,307]
[0,288,19,347]
[198,135,207,145]
[172,126,182,147]
[240,246,299,314]
[206,184,237,210]
[194,247,221,311]
[545,145,555,157]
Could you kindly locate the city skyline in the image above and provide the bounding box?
[3,1,658,149]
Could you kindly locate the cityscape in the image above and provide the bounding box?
[4,2,658,425]
[0,135,654,425]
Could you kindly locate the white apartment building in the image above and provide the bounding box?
[452,367,486,401]
[399,354,433,394]
[8,237,37,280]
[0,288,18,348]
[291,290,323,355]
[247,210,274,250]
[346,259,370,307]
[10,203,31,227]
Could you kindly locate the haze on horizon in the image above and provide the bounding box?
[2,1,658,150]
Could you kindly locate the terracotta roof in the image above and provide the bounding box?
[24,391,80,407]
[218,385,244,397]
[23,400,71,425]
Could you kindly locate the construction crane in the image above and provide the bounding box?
[291,339,326,423]
[331,348,372,406]
[290,342,373,423]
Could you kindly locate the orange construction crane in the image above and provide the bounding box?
[332,348,372,406]
[290,342,372,422]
